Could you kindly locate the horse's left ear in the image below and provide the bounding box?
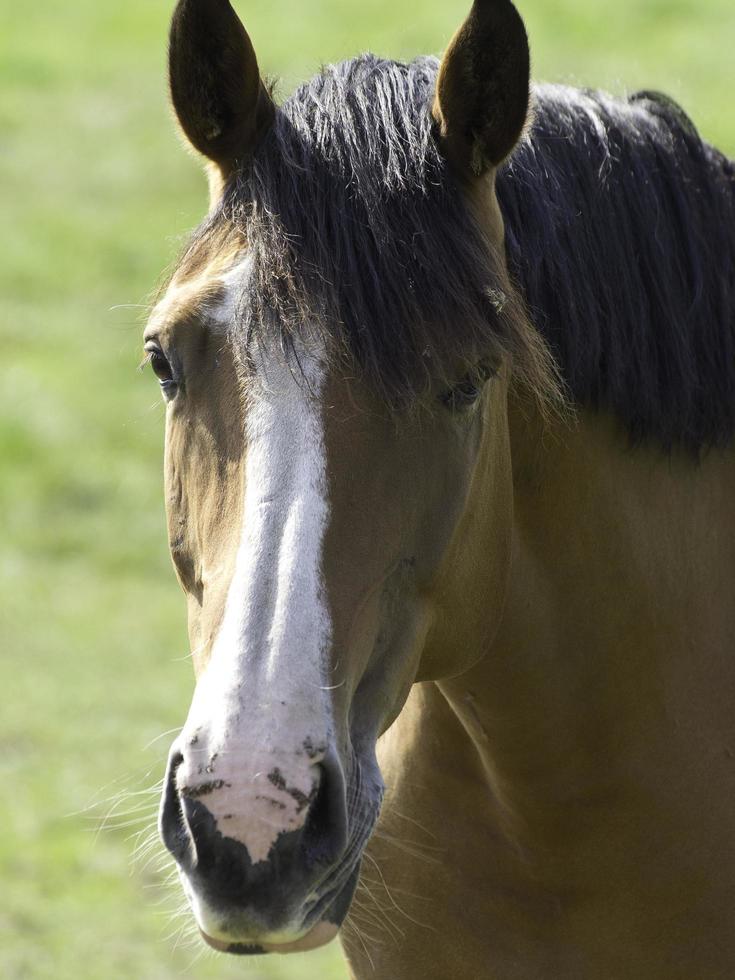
[168,0,274,182]
[433,0,530,178]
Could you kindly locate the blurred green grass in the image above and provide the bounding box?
[1,1,732,977]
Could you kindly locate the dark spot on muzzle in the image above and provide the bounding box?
[183,778,230,799]
[267,767,319,814]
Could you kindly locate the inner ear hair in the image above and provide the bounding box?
[433,0,530,178]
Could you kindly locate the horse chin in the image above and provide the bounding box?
[195,861,361,957]
[200,919,338,956]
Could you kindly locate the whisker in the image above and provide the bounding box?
[143,728,182,751]
[389,807,439,841]
[352,888,403,944]
[170,639,209,664]
[372,830,443,864]
[342,918,376,970]
[356,881,406,937]
[361,852,435,931]
[359,872,431,904]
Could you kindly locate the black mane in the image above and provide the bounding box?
[210,56,555,413]
[190,56,735,450]
[499,84,735,451]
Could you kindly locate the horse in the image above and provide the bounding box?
[144,0,735,976]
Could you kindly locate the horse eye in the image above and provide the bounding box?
[145,345,178,399]
[149,349,172,382]
[440,376,482,411]
[440,359,499,412]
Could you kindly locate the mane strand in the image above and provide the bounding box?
[499,84,735,451]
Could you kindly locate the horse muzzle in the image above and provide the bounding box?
[158,740,360,951]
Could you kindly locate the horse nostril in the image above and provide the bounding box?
[301,750,348,868]
[159,749,193,868]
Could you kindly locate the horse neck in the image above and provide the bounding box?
[438,400,735,843]
[366,402,735,979]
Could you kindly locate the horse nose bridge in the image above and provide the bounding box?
[176,694,332,790]
[181,588,334,746]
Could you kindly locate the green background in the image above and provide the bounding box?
[1,1,732,977]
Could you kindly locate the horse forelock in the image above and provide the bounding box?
[169,54,558,414]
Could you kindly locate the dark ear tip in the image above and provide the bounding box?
[170,0,239,33]
[172,0,236,14]
[467,0,528,38]
[471,0,523,12]
[169,0,246,49]
[470,0,528,32]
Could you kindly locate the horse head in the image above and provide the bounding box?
[147,0,556,954]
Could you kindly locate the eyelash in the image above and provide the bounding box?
[440,362,498,412]
[440,377,483,411]
[143,346,179,399]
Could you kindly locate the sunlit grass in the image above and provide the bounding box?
[1,1,732,977]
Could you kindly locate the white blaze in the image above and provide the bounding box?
[178,283,332,865]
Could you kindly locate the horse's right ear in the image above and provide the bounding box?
[168,0,274,182]
[433,0,530,179]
